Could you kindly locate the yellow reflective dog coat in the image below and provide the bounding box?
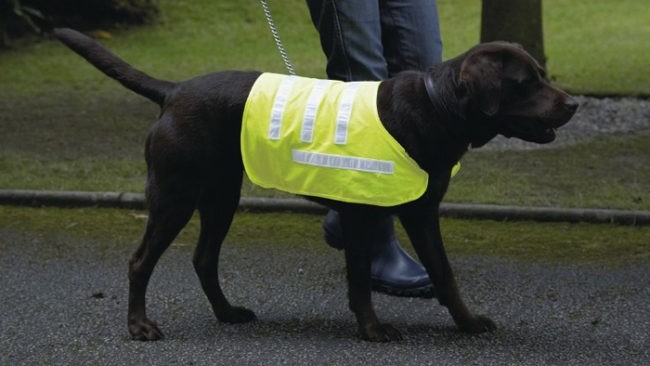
[241,73,458,206]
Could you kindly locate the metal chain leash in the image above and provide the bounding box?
[259,0,296,75]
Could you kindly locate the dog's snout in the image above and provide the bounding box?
[563,97,579,114]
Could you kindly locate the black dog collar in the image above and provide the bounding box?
[423,73,437,106]
[422,75,469,147]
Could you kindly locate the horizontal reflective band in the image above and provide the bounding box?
[292,149,394,174]
[268,75,297,140]
[334,83,360,145]
[301,79,330,143]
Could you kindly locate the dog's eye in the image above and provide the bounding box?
[512,79,531,95]
[517,74,542,94]
[517,80,530,90]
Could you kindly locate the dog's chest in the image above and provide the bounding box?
[240,73,429,206]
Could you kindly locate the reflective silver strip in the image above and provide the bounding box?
[268,75,297,140]
[292,149,394,174]
[301,79,330,143]
[334,83,360,145]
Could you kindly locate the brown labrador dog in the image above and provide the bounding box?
[54,28,577,342]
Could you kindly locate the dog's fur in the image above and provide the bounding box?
[54,28,577,342]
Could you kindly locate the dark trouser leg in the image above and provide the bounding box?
[306,0,387,81]
[380,0,443,75]
[306,0,443,79]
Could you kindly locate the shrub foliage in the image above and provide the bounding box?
[1,0,158,46]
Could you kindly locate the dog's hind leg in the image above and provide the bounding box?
[193,170,256,324]
[340,212,403,342]
[128,174,198,341]
[128,182,196,341]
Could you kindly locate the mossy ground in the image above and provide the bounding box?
[1,1,648,265]
[2,206,647,266]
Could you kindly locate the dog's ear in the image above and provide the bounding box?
[459,48,503,116]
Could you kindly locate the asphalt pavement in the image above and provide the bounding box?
[1,227,648,366]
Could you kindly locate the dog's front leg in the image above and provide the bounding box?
[339,212,403,342]
[399,207,496,334]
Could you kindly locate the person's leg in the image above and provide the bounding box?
[307,0,434,298]
[323,210,434,298]
[380,0,443,75]
[306,0,387,81]
[359,0,443,298]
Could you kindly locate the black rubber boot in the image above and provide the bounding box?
[323,210,435,298]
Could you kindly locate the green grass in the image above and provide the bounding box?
[1,206,648,266]
[2,130,647,211]
[0,0,648,211]
[445,130,650,210]
[0,0,647,94]
[441,0,650,96]
[543,0,650,96]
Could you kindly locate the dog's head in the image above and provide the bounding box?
[457,42,578,146]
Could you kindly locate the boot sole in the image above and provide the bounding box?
[371,280,436,299]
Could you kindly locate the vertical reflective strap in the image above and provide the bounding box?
[301,79,330,143]
[268,75,297,140]
[334,82,360,145]
[451,162,461,177]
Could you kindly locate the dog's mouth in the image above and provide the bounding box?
[498,97,578,144]
[500,119,561,144]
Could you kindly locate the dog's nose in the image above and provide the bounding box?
[564,97,579,114]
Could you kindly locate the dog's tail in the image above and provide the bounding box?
[53,28,173,105]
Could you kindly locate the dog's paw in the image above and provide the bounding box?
[458,314,497,334]
[360,323,403,342]
[216,306,257,324]
[128,317,164,341]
